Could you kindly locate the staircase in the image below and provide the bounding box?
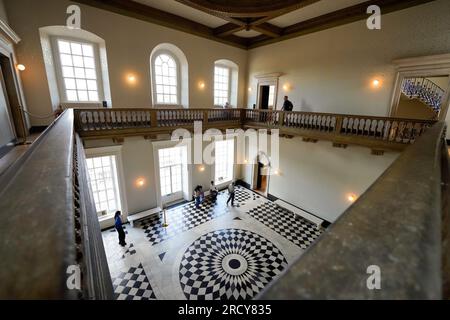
[401,77,445,113]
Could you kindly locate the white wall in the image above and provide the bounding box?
[0,0,8,24]
[241,137,399,222]
[84,135,244,228]
[247,0,450,115]
[4,0,248,126]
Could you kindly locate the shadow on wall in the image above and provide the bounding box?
[300,99,313,112]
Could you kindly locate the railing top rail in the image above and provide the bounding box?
[0,110,78,299]
[259,121,446,299]
[73,107,437,124]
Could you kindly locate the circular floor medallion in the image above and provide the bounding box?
[179,228,287,300]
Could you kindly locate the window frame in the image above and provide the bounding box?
[158,146,184,197]
[151,50,181,107]
[214,64,232,107]
[51,36,105,104]
[214,139,235,186]
[84,146,128,222]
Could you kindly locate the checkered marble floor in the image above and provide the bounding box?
[102,185,326,300]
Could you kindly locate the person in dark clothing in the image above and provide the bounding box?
[114,211,126,246]
[226,182,235,206]
[210,181,218,202]
[281,96,293,111]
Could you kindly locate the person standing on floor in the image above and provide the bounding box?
[227,181,235,206]
[114,211,126,247]
[210,180,218,202]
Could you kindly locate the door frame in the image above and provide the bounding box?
[152,140,191,208]
[390,54,450,120]
[255,72,282,110]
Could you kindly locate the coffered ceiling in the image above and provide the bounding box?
[73,0,436,49]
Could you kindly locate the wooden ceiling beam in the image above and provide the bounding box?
[251,23,283,38]
[248,0,437,48]
[72,0,247,48]
[213,23,245,37]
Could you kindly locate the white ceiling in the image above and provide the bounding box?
[269,0,368,27]
[132,0,228,28]
[132,0,369,38]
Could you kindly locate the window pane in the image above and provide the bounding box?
[85,68,97,79]
[58,41,71,54]
[62,66,74,78]
[66,90,78,101]
[76,79,87,90]
[88,91,99,101]
[57,39,101,103]
[70,43,82,55]
[74,67,85,78]
[215,140,234,184]
[78,90,88,101]
[64,78,76,90]
[60,54,73,66]
[84,57,95,69]
[87,80,97,91]
[72,55,84,67]
[214,65,230,106]
[86,155,122,216]
[82,44,94,57]
[154,53,178,105]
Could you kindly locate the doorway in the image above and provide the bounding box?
[0,66,15,148]
[0,52,27,150]
[258,85,276,110]
[254,161,269,196]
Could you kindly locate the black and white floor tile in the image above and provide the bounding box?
[138,192,230,246]
[102,185,327,300]
[246,202,323,249]
[112,264,157,300]
[179,228,287,300]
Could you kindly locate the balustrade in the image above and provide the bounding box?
[73,108,436,148]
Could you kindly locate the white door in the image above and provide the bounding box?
[0,69,15,147]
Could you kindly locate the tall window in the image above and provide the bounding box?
[215,139,234,185]
[56,39,100,102]
[86,156,122,217]
[158,147,184,196]
[154,53,178,105]
[214,66,230,106]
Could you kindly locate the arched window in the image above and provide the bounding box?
[153,53,178,105]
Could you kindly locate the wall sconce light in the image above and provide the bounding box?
[244,159,248,164]
[371,78,381,89]
[135,177,146,188]
[199,165,205,172]
[248,87,252,92]
[127,74,137,84]
[198,81,205,90]
[347,193,357,202]
[273,169,280,175]
[17,64,26,71]
[283,84,290,92]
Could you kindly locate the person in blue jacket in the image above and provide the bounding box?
[114,211,126,246]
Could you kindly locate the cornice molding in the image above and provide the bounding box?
[0,19,20,44]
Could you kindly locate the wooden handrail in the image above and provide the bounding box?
[0,110,113,299]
